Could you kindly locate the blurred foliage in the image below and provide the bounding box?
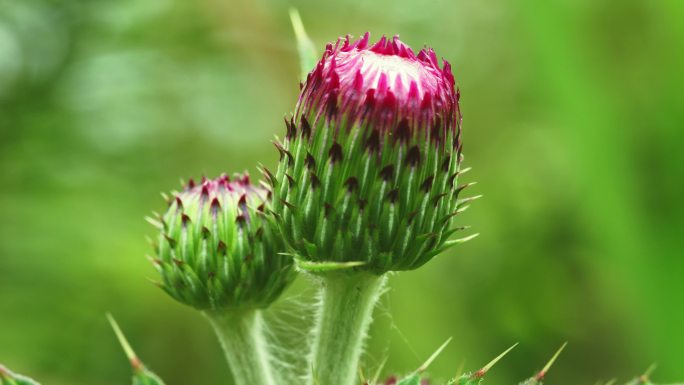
[1,0,683,384]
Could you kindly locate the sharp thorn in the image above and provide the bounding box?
[535,342,568,380]
[472,343,518,378]
[455,358,466,379]
[371,356,389,385]
[639,363,657,383]
[417,337,452,373]
[106,313,143,371]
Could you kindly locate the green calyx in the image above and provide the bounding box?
[269,115,476,275]
[149,173,294,311]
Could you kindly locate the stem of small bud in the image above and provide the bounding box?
[205,310,277,385]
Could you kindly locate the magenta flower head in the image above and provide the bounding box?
[297,33,459,143]
[269,34,474,274]
[149,173,294,310]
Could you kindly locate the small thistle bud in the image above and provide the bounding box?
[272,33,474,274]
[150,173,294,310]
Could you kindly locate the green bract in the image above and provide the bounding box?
[149,173,294,310]
[269,34,475,274]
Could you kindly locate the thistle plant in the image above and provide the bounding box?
[268,31,476,385]
[2,12,681,385]
[147,173,294,385]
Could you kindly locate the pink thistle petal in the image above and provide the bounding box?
[296,33,460,140]
[357,31,370,50]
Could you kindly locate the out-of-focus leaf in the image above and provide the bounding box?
[289,8,318,82]
[0,365,41,385]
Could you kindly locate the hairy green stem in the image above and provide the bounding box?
[308,272,386,385]
[205,310,276,385]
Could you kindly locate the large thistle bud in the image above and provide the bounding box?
[148,173,294,311]
[270,33,474,274]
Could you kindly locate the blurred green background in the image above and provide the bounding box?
[1,0,683,384]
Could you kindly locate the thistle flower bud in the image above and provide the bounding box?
[150,173,293,310]
[271,33,473,274]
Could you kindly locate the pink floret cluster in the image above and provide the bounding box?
[296,33,461,143]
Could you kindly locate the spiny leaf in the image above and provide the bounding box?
[520,342,567,385]
[641,364,657,381]
[449,343,518,385]
[0,365,40,385]
[622,364,656,385]
[535,342,567,381]
[395,338,453,385]
[477,343,518,376]
[417,337,453,373]
[107,314,166,385]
